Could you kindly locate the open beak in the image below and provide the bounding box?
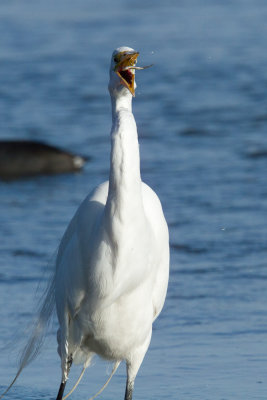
[114,51,139,96]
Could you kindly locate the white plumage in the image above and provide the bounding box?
[55,46,169,400]
[0,46,169,400]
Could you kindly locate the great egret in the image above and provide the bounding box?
[0,46,169,400]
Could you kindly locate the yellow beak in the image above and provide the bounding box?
[114,51,139,96]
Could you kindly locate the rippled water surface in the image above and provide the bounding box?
[1,1,267,399]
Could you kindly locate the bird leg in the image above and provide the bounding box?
[56,355,73,400]
[124,342,150,400]
[124,379,134,400]
[56,382,66,400]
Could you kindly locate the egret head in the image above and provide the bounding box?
[109,46,139,97]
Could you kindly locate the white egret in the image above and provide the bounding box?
[0,46,169,400]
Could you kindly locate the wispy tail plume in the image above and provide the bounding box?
[0,273,56,399]
[62,361,120,400]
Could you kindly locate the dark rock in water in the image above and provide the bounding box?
[0,140,88,179]
[245,148,267,159]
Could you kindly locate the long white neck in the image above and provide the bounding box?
[106,89,143,221]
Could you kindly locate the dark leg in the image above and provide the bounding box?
[56,355,73,400]
[124,379,134,400]
[56,382,66,400]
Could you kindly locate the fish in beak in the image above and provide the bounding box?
[114,51,139,96]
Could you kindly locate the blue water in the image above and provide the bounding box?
[1,0,267,399]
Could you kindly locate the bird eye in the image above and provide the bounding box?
[113,56,119,63]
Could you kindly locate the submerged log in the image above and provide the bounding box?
[0,140,88,179]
